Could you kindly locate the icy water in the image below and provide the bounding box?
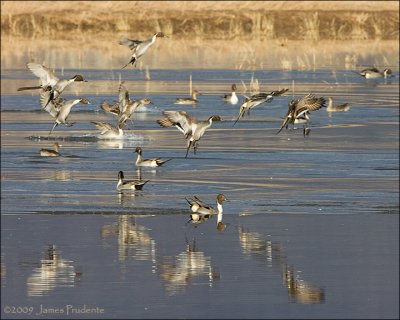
[1,68,399,319]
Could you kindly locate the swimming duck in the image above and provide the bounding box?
[174,90,200,105]
[326,97,350,112]
[40,142,61,157]
[223,84,239,105]
[117,171,149,191]
[134,147,171,167]
[186,194,227,225]
[355,67,393,79]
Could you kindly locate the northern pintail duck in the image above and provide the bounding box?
[120,32,168,68]
[119,98,152,125]
[186,194,227,225]
[157,111,222,158]
[174,90,200,105]
[234,88,289,126]
[277,93,326,136]
[39,89,90,135]
[101,82,152,125]
[223,84,239,105]
[355,67,393,79]
[18,62,87,107]
[134,147,171,167]
[40,142,61,157]
[117,171,149,191]
[326,97,350,112]
[91,121,125,139]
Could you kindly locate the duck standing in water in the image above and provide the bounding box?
[354,67,393,79]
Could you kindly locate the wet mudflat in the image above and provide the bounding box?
[1,67,399,319]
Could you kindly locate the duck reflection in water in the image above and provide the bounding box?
[157,237,220,296]
[26,245,76,297]
[101,215,156,266]
[239,226,325,304]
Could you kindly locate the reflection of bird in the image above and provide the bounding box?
[326,97,350,112]
[26,245,76,297]
[91,121,125,139]
[186,194,227,226]
[157,238,219,296]
[120,32,168,68]
[157,111,222,158]
[117,171,149,191]
[223,84,239,105]
[354,67,392,79]
[17,62,87,107]
[277,93,326,136]
[134,147,171,167]
[40,88,90,135]
[234,88,289,126]
[175,90,200,105]
[40,142,61,157]
[283,265,325,304]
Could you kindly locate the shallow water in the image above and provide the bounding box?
[1,67,399,319]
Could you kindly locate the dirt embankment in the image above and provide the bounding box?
[1,1,399,41]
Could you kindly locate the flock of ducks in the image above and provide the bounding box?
[19,32,394,231]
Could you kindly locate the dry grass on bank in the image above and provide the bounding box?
[1,1,399,41]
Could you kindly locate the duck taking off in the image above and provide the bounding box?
[18,62,87,107]
[157,111,222,158]
[91,121,125,139]
[120,32,168,69]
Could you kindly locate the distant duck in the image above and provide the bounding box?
[355,67,393,79]
[157,111,222,158]
[234,88,289,126]
[134,147,172,167]
[120,32,168,68]
[186,194,227,226]
[18,62,87,107]
[326,97,351,112]
[40,142,61,157]
[277,93,326,136]
[91,121,125,139]
[174,90,200,105]
[223,84,239,105]
[117,171,149,191]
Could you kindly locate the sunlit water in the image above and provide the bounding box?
[1,67,399,319]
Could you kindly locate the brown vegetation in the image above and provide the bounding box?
[1,1,399,41]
